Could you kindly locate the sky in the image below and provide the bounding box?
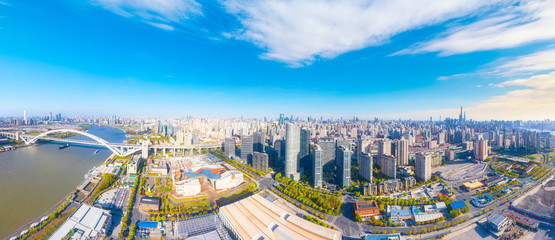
[1,0,555,120]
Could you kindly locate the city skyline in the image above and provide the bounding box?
[2,1,555,120]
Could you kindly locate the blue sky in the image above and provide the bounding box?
[1,0,555,120]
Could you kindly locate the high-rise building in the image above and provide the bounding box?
[285,123,300,180]
[49,112,53,121]
[23,110,27,125]
[336,146,351,188]
[252,152,269,172]
[299,128,311,170]
[318,138,336,170]
[253,131,265,153]
[358,152,372,182]
[381,155,396,179]
[396,139,409,166]
[378,140,391,157]
[475,139,488,161]
[312,144,323,188]
[415,153,432,182]
[274,139,285,159]
[224,138,236,157]
[279,113,284,125]
[357,137,372,160]
[241,135,253,164]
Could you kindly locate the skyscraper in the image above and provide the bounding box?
[285,123,300,180]
[279,113,284,125]
[49,112,53,121]
[241,135,253,164]
[253,152,269,172]
[357,137,371,160]
[475,139,488,161]
[318,137,336,170]
[299,128,311,169]
[396,139,409,166]
[336,146,351,188]
[415,153,432,182]
[358,152,372,182]
[381,155,396,179]
[377,140,391,168]
[224,138,236,157]
[253,131,265,153]
[23,110,27,125]
[312,144,323,188]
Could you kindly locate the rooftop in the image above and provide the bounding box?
[219,194,341,240]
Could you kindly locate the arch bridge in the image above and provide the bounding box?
[0,129,222,157]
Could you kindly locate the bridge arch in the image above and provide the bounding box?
[24,129,138,157]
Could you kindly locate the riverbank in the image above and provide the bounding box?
[0,125,129,239]
[6,152,115,240]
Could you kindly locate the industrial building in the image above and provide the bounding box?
[49,204,111,240]
[219,194,342,240]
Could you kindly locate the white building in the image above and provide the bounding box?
[49,204,111,240]
[174,178,201,197]
[213,171,243,190]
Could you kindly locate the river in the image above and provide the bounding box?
[0,125,128,239]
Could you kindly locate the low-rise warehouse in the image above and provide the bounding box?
[219,194,341,240]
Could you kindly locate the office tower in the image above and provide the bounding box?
[454,131,465,144]
[23,110,27,125]
[496,134,504,148]
[285,123,300,180]
[299,128,311,169]
[192,132,200,144]
[415,153,432,182]
[358,152,372,182]
[475,139,488,161]
[318,137,336,170]
[312,144,323,188]
[49,112,53,121]
[253,152,269,172]
[381,155,396,179]
[241,135,253,164]
[224,138,236,157]
[253,131,265,153]
[274,139,285,159]
[279,113,284,125]
[437,131,445,144]
[459,107,463,122]
[336,146,351,188]
[396,139,409,166]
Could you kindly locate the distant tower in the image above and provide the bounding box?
[464,112,466,122]
[279,113,284,125]
[23,110,27,125]
[459,107,463,122]
[285,123,300,180]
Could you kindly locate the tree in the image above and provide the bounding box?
[432,225,437,231]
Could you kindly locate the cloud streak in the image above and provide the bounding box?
[222,0,501,66]
[91,0,202,30]
[399,0,555,56]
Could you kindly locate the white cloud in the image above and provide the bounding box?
[467,71,555,120]
[496,48,555,75]
[91,0,201,30]
[145,21,175,30]
[222,0,501,66]
[400,0,555,55]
